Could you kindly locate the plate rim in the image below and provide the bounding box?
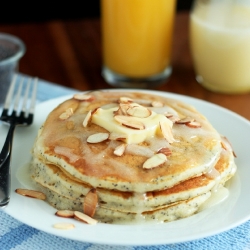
[2,89,250,246]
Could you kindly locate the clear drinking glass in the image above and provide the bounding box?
[190,0,250,94]
[0,33,26,105]
[101,0,176,88]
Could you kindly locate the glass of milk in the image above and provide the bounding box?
[189,0,250,94]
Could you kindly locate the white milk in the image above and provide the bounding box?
[190,1,250,93]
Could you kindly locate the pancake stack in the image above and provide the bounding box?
[30,91,237,223]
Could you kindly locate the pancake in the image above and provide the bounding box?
[32,91,222,192]
[30,146,236,223]
[30,90,237,223]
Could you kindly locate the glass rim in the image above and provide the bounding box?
[0,32,26,66]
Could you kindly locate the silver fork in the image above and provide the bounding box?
[0,75,38,207]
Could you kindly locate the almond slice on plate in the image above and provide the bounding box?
[159,120,175,143]
[176,117,195,124]
[221,136,237,157]
[165,112,174,118]
[53,223,75,230]
[126,105,151,118]
[91,107,100,115]
[168,116,181,123]
[74,211,98,225]
[114,143,127,156]
[151,101,164,107]
[165,113,180,123]
[84,189,98,217]
[157,147,172,156]
[175,117,201,128]
[59,108,74,120]
[143,153,167,169]
[55,210,75,218]
[15,188,46,200]
[87,133,109,143]
[82,110,92,127]
[119,103,130,115]
[113,107,124,116]
[186,121,201,128]
[73,93,94,101]
[114,115,145,130]
[118,96,133,104]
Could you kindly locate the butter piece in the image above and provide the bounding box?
[92,107,172,144]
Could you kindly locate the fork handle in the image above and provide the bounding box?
[0,123,16,207]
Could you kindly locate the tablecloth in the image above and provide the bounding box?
[1,76,250,250]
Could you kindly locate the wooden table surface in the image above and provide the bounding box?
[1,11,250,120]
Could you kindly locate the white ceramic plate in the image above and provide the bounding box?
[1,89,250,246]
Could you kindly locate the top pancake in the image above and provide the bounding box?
[32,91,222,193]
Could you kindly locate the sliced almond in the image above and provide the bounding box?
[159,120,175,143]
[91,107,100,115]
[15,189,46,200]
[126,105,151,118]
[176,117,195,124]
[59,108,74,120]
[165,112,173,118]
[87,133,109,143]
[165,113,180,123]
[157,147,172,156]
[114,115,145,130]
[118,96,133,104]
[221,136,231,151]
[59,113,70,120]
[114,143,127,156]
[119,103,130,115]
[113,107,123,116]
[221,136,237,157]
[168,116,181,123]
[74,211,98,225]
[82,110,92,127]
[73,93,94,101]
[186,121,201,128]
[143,153,167,169]
[84,189,98,217]
[151,101,164,108]
[53,223,75,230]
[176,117,201,128]
[55,210,75,218]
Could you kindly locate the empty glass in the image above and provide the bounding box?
[0,33,26,105]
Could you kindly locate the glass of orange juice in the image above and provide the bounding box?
[190,0,250,94]
[101,0,176,88]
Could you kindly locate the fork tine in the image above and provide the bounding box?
[3,75,17,110]
[1,75,38,121]
[13,78,23,114]
[20,77,38,122]
[21,78,31,117]
[29,77,38,115]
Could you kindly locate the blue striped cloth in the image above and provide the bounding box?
[1,76,250,250]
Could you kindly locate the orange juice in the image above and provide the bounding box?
[190,2,250,93]
[101,0,176,78]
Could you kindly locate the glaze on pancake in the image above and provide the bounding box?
[32,91,222,193]
[30,146,236,223]
[30,90,237,223]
